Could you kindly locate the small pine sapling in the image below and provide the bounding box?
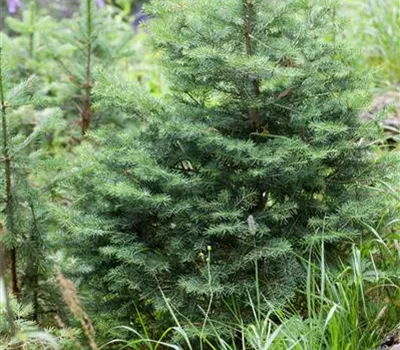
[0,45,61,316]
[0,47,20,298]
[59,0,397,335]
[49,0,138,138]
[4,1,161,145]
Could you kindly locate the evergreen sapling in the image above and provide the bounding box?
[59,0,395,334]
[49,0,139,138]
[0,48,15,336]
[0,44,61,322]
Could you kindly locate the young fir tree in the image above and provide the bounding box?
[4,1,162,149]
[58,0,393,333]
[50,0,138,138]
[5,0,54,79]
[0,48,18,336]
[0,46,61,324]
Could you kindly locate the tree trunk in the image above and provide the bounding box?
[0,47,15,336]
[244,0,261,132]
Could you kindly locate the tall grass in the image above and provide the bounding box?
[109,243,398,350]
[3,243,395,349]
[341,0,400,86]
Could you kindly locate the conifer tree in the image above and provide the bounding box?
[0,47,20,298]
[50,0,138,137]
[4,1,161,147]
[0,223,14,336]
[0,45,61,321]
[59,0,394,332]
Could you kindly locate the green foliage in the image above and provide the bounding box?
[2,0,164,147]
[47,0,163,136]
[0,0,399,347]
[0,44,62,326]
[0,0,164,337]
[341,0,400,86]
[0,297,58,350]
[54,0,397,338]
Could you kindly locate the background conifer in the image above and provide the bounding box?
[0,45,61,324]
